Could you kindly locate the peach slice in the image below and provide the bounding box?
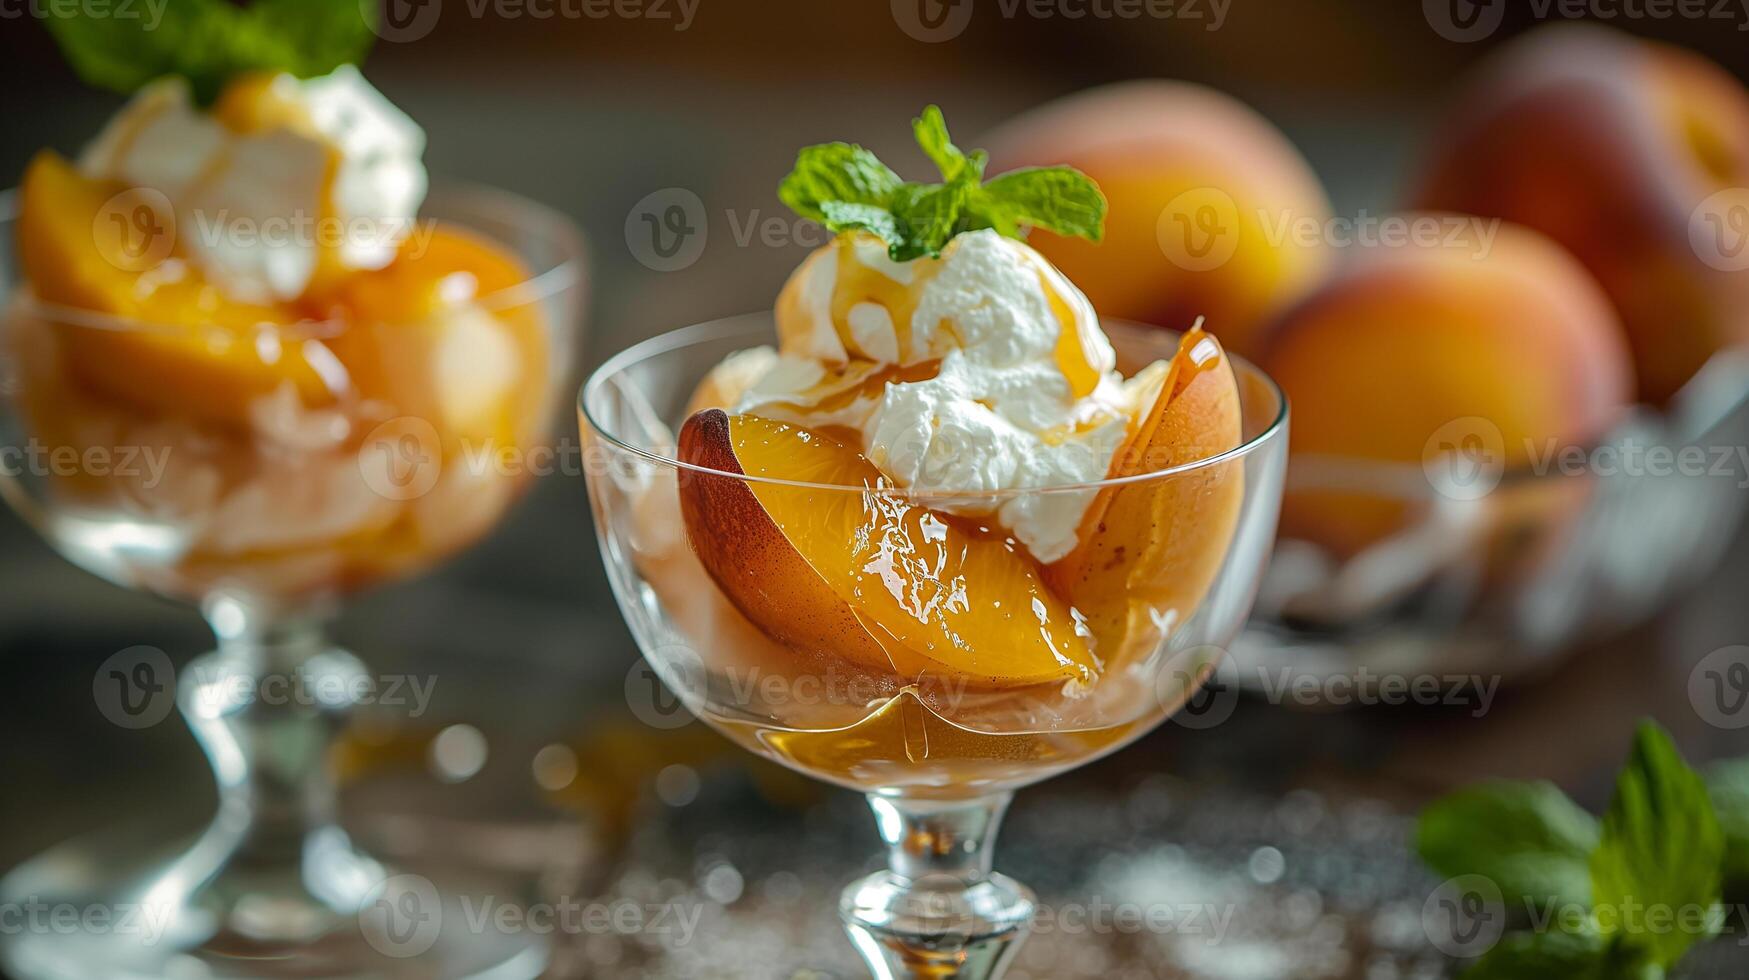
[1046,327,1244,663]
[17,151,336,426]
[676,409,1099,689]
[324,226,550,452]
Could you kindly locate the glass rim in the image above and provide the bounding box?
[0,180,588,341]
[579,312,1290,499]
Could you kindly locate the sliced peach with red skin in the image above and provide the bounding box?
[1046,327,1245,663]
[676,409,1099,689]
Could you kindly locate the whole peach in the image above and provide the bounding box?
[1261,219,1634,556]
[1411,24,1749,403]
[986,81,1332,361]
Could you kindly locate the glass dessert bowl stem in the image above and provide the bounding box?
[168,596,380,943]
[842,793,1034,980]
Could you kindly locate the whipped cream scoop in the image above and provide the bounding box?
[739,229,1161,563]
[80,65,427,304]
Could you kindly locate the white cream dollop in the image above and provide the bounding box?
[740,229,1139,563]
[79,66,428,304]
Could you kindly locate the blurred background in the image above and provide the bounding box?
[1,2,1748,977]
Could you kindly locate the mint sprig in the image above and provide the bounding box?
[1418,781,1600,912]
[778,104,1107,261]
[1417,721,1725,978]
[44,0,377,105]
[1589,724,1725,965]
[1709,758,1749,893]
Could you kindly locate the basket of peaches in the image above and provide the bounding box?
[582,109,1287,797]
[2,67,581,604]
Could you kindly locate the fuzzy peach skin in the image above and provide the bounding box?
[1261,219,1634,556]
[1410,24,1749,403]
[986,80,1333,361]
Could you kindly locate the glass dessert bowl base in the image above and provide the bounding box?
[0,630,549,980]
[0,826,548,979]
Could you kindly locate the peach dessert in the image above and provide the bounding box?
[610,109,1254,795]
[7,66,553,603]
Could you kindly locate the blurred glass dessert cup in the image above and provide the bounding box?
[581,108,1287,979]
[0,68,586,979]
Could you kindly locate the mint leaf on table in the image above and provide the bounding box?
[1418,781,1600,911]
[778,104,1105,261]
[1707,758,1749,891]
[43,0,377,104]
[1461,927,1615,980]
[1589,722,1724,968]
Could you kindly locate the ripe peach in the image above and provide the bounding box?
[986,81,1333,360]
[675,409,1099,689]
[17,152,333,427]
[1410,24,1749,403]
[325,226,550,454]
[1046,326,1244,663]
[1261,220,1634,556]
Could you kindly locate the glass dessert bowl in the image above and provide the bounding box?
[582,108,1287,980]
[0,65,585,980]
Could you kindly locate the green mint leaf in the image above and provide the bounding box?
[912,105,985,184]
[888,182,969,261]
[979,166,1108,242]
[777,106,1106,259]
[43,0,376,104]
[246,0,379,80]
[1461,928,1613,980]
[1418,781,1600,911]
[1707,759,1749,893]
[778,143,903,224]
[1589,721,1724,968]
[817,201,902,248]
